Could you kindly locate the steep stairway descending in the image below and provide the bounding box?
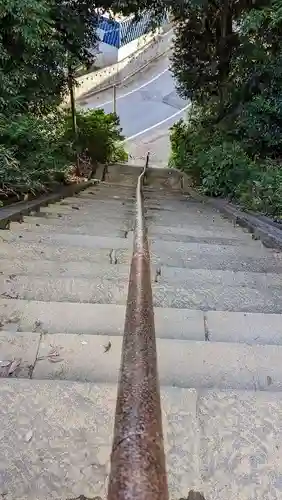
[1,165,282,499]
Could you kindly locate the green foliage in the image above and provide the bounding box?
[1,0,66,114]
[171,0,272,103]
[170,0,282,218]
[0,0,137,197]
[64,109,128,165]
[0,0,168,197]
[239,161,282,217]
[0,109,128,196]
[0,113,72,193]
[170,117,256,198]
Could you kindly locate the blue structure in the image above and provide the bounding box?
[97,12,168,49]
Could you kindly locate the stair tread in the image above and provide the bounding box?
[0,378,281,500]
[1,274,281,312]
[1,331,282,390]
[1,299,282,344]
[1,165,282,499]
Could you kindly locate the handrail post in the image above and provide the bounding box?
[107,158,168,500]
[145,151,150,169]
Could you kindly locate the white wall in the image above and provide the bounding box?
[117,31,157,62]
[74,28,173,101]
[94,42,118,67]
[91,31,157,67]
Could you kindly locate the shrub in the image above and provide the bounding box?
[169,112,255,198]
[0,113,72,193]
[63,109,128,166]
[199,141,257,198]
[0,108,128,197]
[239,160,282,218]
[169,114,214,185]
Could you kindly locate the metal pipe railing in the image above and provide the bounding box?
[107,154,168,500]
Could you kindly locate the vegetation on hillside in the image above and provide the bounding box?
[0,0,133,201]
[169,0,282,218]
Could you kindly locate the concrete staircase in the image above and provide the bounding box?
[1,165,282,500]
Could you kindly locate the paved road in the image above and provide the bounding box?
[80,54,189,164]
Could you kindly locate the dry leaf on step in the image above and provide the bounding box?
[8,358,21,374]
[48,357,64,363]
[0,361,11,368]
[25,430,33,443]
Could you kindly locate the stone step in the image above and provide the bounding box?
[151,238,267,257]
[146,214,240,230]
[22,214,133,229]
[1,332,281,391]
[53,201,134,212]
[151,243,282,273]
[2,299,282,345]
[0,259,131,279]
[206,310,282,345]
[0,275,130,304]
[32,335,282,391]
[28,211,135,224]
[4,258,279,289]
[158,266,282,289]
[58,195,135,206]
[83,182,136,190]
[1,238,280,275]
[1,259,281,306]
[10,221,132,238]
[1,378,280,500]
[0,241,131,264]
[0,299,205,339]
[35,204,224,221]
[93,182,138,191]
[104,173,140,186]
[1,274,281,312]
[149,221,254,239]
[150,231,256,246]
[146,208,237,224]
[11,221,254,247]
[19,214,127,229]
[153,280,282,313]
[37,204,135,216]
[1,231,133,250]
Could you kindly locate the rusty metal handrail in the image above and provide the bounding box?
[107,154,169,500]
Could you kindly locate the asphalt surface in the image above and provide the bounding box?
[80,54,189,163]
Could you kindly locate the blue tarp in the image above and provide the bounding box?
[97,12,168,48]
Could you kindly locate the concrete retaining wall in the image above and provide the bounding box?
[76,28,173,102]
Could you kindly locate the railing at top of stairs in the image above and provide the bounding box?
[107,152,169,500]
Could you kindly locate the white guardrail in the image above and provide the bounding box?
[75,28,173,101]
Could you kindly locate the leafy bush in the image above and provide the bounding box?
[0,113,73,194]
[169,113,215,185]
[169,90,282,215]
[169,0,282,219]
[0,146,21,195]
[170,117,256,198]
[199,141,256,198]
[239,160,282,218]
[0,108,128,197]
[63,109,128,165]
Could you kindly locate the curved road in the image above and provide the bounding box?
[81,54,189,164]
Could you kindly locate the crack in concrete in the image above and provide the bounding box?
[154,266,162,283]
[67,496,102,500]
[203,313,209,341]
[109,249,118,265]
